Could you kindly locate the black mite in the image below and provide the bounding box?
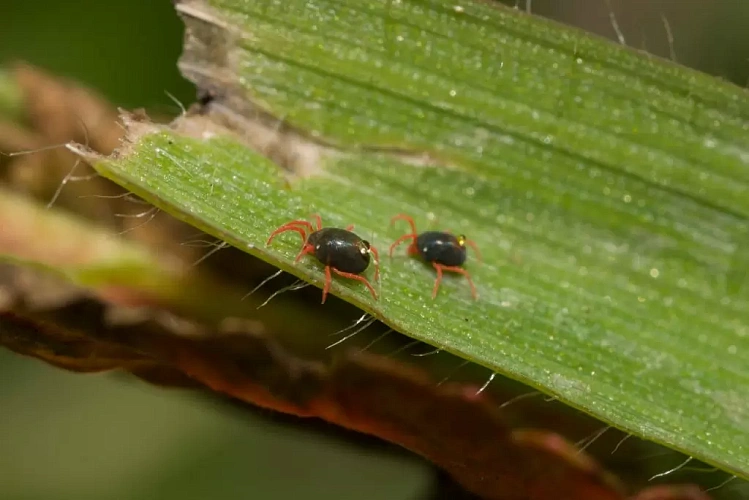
[389,214,480,299]
[266,214,379,303]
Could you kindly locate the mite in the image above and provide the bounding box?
[389,213,480,299]
[266,214,379,303]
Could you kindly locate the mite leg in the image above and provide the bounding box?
[432,263,478,300]
[321,265,333,304]
[266,220,314,246]
[464,239,483,262]
[390,214,418,235]
[389,233,416,257]
[295,243,315,262]
[331,268,378,301]
[369,244,381,281]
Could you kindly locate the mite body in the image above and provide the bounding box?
[389,214,480,299]
[307,227,372,274]
[413,231,468,267]
[266,214,379,303]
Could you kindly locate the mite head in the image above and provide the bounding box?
[358,239,372,261]
[456,235,467,248]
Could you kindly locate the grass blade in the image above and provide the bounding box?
[75,0,749,479]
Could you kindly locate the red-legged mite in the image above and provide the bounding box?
[266,214,380,304]
[389,214,481,300]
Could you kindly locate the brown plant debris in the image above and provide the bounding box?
[0,276,713,500]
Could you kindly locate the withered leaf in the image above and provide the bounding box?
[0,288,712,500]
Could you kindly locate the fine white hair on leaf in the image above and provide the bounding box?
[114,206,159,218]
[326,315,378,350]
[386,339,420,357]
[256,280,309,309]
[327,312,370,338]
[604,0,627,46]
[412,346,441,357]
[436,359,470,387]
[180,238,221,248]
[705,475,737,492]
[648,456,693,481]
[357,328,394,354]
[78,192,148,204]
[475,372,496,395]
[575,426,610,454]
[47,157,82,209]
[116,206,161,236]
[611,433,634,454]
[191,240,229,267]
[6,114,100,210]
[498,391,541,409]
[661,13,677,63]
[164,90,188,118]
[242,269,284,301]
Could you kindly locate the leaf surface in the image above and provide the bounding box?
[74,0,749,479]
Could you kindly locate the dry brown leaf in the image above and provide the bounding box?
[0,287,712,500]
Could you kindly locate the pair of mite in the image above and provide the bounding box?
[266,213,480,303]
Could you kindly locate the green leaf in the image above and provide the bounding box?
[76,0,749,479]
[0,186,179,293]
[0,184,361,350]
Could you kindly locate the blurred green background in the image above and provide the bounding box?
[1,1,747,499]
